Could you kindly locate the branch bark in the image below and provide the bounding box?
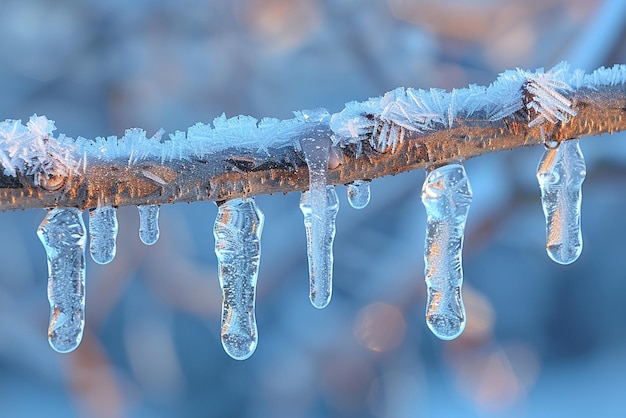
[0,85,624,211]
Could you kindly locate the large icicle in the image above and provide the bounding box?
[537,138,586,265]
[300,186,339,309]
[37,207,87,353]
[346,179,371,209]
[138,204,160,245]
[213,198,264,360]
[88,206,118,264]
[421,164,472,340]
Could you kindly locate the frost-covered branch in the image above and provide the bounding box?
[0,63,624,211]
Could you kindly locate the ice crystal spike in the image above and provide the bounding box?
[300,186,339,309]
[138,204,160,245]
[37,207,87,353]
[346,179,371,209]
[88,206,118,264]
[214,198,264,360]
[537,138,586,265]
[422,164,472,340]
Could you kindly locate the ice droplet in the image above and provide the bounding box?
[37,207,87,353]
[537,138,586,265]
[214,198,264,360]
[138,204,160,245]
[300,186,339,309]
[88,206,118,264]
[421,164,472,340]
[346,179,371,209]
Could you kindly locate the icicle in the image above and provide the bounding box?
[346,179,371,209]
[138,204,160,245]
[300,186,339,309]
[214,198,264,360]
[537,138,586,265]
[88,206,118,264]
[299,128,339,309]
[37,207,87,353]
[421,164,472,340]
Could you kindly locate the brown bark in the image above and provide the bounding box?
[0,85,624,211]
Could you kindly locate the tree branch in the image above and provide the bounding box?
[0,66,625,211]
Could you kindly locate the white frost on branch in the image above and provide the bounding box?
[330,62,626,150]
[0,63,624,181]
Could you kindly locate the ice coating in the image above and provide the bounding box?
[300,186,339,309]
[138,204,160,245]
[88,206,118,264]
[214,198,264,360]
[421,164,472,340]
[346,179,371,209]
[537,139,586,265]
[37,207,87,353]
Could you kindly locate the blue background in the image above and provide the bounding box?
[0,0,625,417]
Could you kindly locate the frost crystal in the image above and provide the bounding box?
[537,139,586,265]
[88,206,118,265]
[138,204,160,245]
[346,179,371,209]
[214,198,264,360]
[422,164,472,340]
[37,207,87,353]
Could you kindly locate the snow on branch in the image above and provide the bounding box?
[0,62,624,211]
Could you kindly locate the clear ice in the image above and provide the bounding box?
[536,138,586,265]
[299,132,339,309]
[300,186,339,309]
[214,198,264,360]
[346,179,371,209]
[37,207,87,353]
[88,206,118,264]
[138,204,160,245]
[421,164,472,340]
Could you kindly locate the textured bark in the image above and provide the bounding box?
[0,85,624,211]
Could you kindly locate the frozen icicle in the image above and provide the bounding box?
[138,204,160,245]
[88,206,118,264]
[299,130,339,309]
[537,138,586,265]
[346,179,371,209]
[214,198,264,360]
[37,207,87,353]
[300,186,339,309]
[422,164,472,340]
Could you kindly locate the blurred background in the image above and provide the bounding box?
[0,0,625,417]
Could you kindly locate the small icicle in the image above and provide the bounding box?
[300,186,339,309]
[138,204,160,245]
[299,123,339,309]
[37,207,87,353]
[214,198,264,360]
[421,164,472,340]
[88,206,118,264]
[537,138,586,265]
[346,179,371,209]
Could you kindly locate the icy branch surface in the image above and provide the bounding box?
[422,164,472,340]
[537,139,586,265]
[37,207,87,353]
[88,206,118,265]
[213,198,264,360]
